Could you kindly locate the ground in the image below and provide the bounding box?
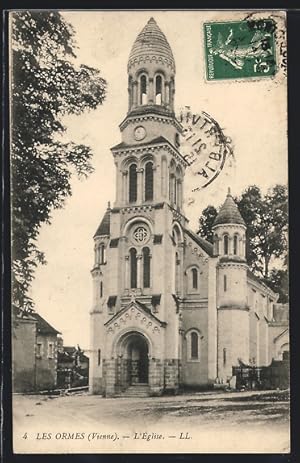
[13,389,290,454]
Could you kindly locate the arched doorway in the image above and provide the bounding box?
[117,332,149,390]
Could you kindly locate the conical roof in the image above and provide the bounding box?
[94,207,110,237]
[213,189,245,227]
[128,17,175,71]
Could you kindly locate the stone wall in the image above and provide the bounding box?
[164,359,180,392]
[12,318,37,392]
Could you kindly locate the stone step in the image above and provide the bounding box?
[119,384,150,397]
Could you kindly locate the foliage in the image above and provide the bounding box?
[11,12,107,312]
[198,206,218,244]
[238,185,288,278]
[197,185,288,297]
[263,268,289,303]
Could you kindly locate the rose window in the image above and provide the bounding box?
[132,226,149,244]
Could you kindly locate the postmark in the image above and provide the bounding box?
[204,19,277,80]
[178,106,234,199]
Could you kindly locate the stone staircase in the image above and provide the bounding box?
[120,383,150,398]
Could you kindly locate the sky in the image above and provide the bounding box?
[29,10,287,349]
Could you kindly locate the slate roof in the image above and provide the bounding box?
[128,17,175,70]
[184,228,214,257]
[32,312,61,335]
[246,269,278,297]
[111,136,171,152]
[213,190,245,227]
[94,209,110,237]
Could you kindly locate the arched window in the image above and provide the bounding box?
[143,247,151,288]
[187,330,201,361]
[192,268,198,289]
[169,162,176,204]
[130,248,137,288]
[224,235,229,255]
[128,76,133,109]
[140,74,147,105]
[169,173,174,203]
[175,251,180,292]
[224,275,227,292]
[97,243,105,264]
[214,234,219,255]
[155,75,162,104]
[223,348,227,366]
[191,332,199,359]
[145,162,153,201]
[129,164,137,203]
[100,281,103,298]
[233,235,238,255]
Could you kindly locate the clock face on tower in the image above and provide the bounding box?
[134,126,146,141]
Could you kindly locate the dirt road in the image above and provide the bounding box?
[13,389,290,453]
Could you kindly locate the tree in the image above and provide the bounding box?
[198,206,218,244]
[197,185,288,296]
[263,268,289,303]
[238,185,288,278]
[11,12,107,312]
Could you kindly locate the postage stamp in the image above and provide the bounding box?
[204,19,277,80]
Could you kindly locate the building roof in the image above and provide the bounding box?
[184,228,214,257]
[246,269,278,298]
[111,136,171,152]
[32,312,61,335]
[213,189,245,227]
[128,17,175,71]
[105,299,167,328]
[94,208,111,237]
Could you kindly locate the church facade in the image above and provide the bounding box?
[89,18,289,397]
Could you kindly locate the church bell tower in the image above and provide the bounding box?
[90,18,188,397]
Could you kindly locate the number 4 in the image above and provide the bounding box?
[22,432,28,439]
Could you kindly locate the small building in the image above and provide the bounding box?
[33,312,61,390]
[12,308,61,392]
[57,344,89,388]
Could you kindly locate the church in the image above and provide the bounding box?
[89,18,289,396]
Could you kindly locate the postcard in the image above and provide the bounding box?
[10,9,289,454]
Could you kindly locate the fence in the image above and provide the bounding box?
[232,359,289,390]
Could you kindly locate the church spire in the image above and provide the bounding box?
[127,18,176,115]
[213,189,245,227]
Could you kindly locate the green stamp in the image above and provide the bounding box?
[204,19,277,80]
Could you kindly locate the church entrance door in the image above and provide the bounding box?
[118,332,149,389]
[127,334,149,384]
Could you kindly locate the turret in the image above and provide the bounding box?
[214,189,250,381]
[212,188,246,261]
[127,17,176,116]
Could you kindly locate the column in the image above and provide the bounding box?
[161,157,167,199]
[133,81,138,107]
[153,164,159,202]
[148,77,154,104]
[115,161,120,204]
[178,243,184,296]
[207,257,218,383]
[229,236,233,255]
[165,82,170,107]
[137,168,144,203]
[124,255,129,290]
[137,254,142,289]
[122,171,128,205]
